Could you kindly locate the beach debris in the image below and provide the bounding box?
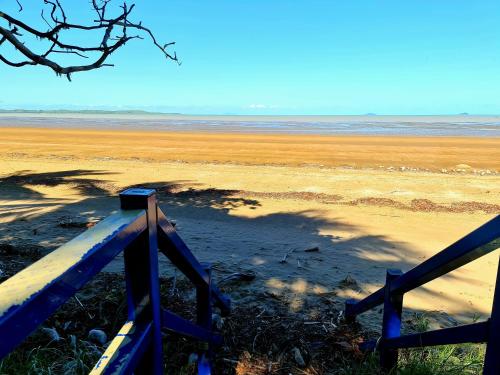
[88,329,107,345]
[280,248,296,263]
[74,295,94,319]
[337,310,344,324]
[317,290,337,298]
[58,215,100,229]
[304,246,320,253]
[62,321,72,331]
[291,347,306,367]
[338,275,362,292]
[212,313,224,330]
[169,270,179,297]
[219,271,256,285]
[68,334,77,349]
[337,341,353,351]
[264,291,283,300]
[456,164,472,170]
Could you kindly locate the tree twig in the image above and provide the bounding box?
[0,0,178,80]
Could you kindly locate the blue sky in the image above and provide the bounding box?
[1,0,500,115]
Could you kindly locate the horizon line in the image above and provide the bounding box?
[1,109,499,117]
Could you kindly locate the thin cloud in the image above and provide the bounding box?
[248,104,268,109]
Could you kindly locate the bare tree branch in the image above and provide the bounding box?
[0,0,178,80]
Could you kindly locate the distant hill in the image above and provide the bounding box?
[0,109,181,115]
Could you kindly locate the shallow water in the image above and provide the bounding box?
[1,113,499,137]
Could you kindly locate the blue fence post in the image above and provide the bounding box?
[345,299,357,322]
[380,269,404,371]
[197,262,213,374]
[484,256,500,375]
[120,188,163,374]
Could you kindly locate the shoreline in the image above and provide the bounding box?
[2,124,500,138]
[1,113,499,137]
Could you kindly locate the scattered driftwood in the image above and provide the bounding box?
[280,248,296,263]
[58,216,101,229]
[304,246,320,252]
[218,271,256,285]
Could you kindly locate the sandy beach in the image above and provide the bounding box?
[0,127,499,330]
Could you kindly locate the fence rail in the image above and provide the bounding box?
[0,188,230,375]
[345,215,500,374]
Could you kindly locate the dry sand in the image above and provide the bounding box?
[0,127,499,330]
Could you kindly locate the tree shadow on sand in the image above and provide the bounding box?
[0,169,494,333]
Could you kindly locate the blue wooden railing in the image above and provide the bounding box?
[0,188,231,374]
[345,215,500,374]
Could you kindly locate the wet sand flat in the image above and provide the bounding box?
[0,127,499,171]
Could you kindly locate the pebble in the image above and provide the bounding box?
[39,327,61,342]
[88,329,107,345]
[291,347,305,367]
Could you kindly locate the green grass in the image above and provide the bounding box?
[393,313,485,375]
[0,338,101,375]
[0,271,487,374]
[339,313,485,375]
[334,344,484,375]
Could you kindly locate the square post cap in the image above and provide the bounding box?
[119,188,156,209]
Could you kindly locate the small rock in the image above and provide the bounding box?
[188,352,198,365]
[291,347,305,367]
[88,329,107,345]
[38,327,61,342]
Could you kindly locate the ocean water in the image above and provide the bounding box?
[0,113,499,137]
